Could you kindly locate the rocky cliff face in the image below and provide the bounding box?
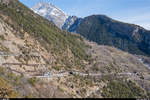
[62,16,82,32]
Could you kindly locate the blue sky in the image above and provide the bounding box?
[19,0,150,30]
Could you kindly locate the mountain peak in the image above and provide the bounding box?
[31,1,68,28]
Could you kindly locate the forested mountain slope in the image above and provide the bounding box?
[65,15,150,57]
[0,0,150,98]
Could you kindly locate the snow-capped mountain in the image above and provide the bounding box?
[31,2,68,28]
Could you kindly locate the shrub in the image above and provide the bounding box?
[28,77,39,86]
[0,78,19,98]
[0,35,5,41]
[102,79,147,98]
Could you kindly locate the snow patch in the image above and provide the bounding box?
[138,58,150,70]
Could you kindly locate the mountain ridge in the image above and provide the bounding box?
[0,0,150,98]
[64,14,150,57]
[31,2,150,57]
